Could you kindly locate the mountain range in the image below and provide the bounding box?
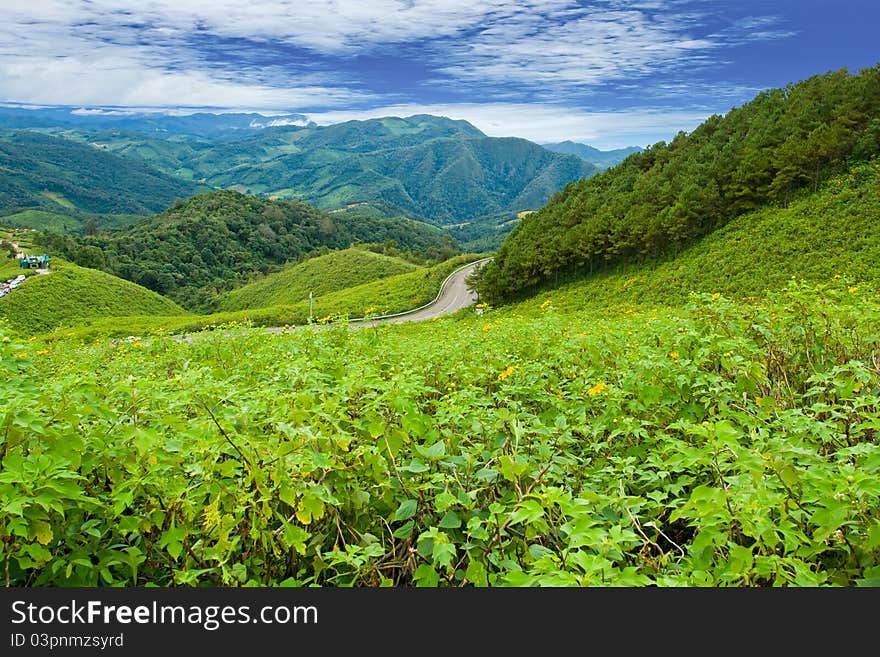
[0,108,640,248]
[541,141,644,169]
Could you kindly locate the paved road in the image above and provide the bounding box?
[357,257,492,327]
[262,257,492,335]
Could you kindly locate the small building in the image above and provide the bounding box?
[20,254,50,270]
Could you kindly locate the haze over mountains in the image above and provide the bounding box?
[541,141,644,169]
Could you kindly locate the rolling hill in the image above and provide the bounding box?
[0,260,184,335]
[216,247,419,312]
[35,190,461,309]
[0,130,209,219]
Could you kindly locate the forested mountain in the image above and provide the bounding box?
[27,114,597,227]
[476,65,880,302]
[36,190,459,308]
[542,141,643,169]
[0,130,208,216]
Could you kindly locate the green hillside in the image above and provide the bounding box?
[502,158,880,310]
[42,253,482,341]
[36,190,460,309]
[218,247,419,311]
[0,130,208,218]
[477,65,880,302]
[0,260,184,335]
[54,115,597,228]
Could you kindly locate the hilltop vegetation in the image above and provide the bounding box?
[0,260,184,335]
[477,65,880,302]
[492,158,880,310]
[217,247,419,312]
[36,190,460,309]
[0,130,208,218]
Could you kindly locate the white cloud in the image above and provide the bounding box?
[0,1,796,108]
[305,103,716,149]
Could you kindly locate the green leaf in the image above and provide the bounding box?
[416,441,446,459]
[438,511,461,529]
[392,499,417,522]
[413,564,440,587]
[392,521,415,539]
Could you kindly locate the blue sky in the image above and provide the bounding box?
[1,1,877,148]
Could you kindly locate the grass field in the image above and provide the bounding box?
[217,247,419,311]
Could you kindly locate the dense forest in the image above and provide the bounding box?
[475,65,880,302]
[35,191,459,309]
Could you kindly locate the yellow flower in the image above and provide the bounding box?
[498,365,517,381]
[36,349,49,356]
[587,382,607,396]
[15,352,28,358]
[849,286,859,293]
[540,299,552,309]
[475,302,488,309]
[669,351,680,360]
[483,323,493,330]
[711,292,721,300]
[133,341,143,348]
[28,336,37,342]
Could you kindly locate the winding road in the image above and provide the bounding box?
[357,257,492,326]
[263,256,492,335]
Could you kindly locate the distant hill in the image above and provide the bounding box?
[0,107,312,139]
[0,260,184,335]
[541,141,643,169]
[35,190,460,309]
[0,130,208,220]
[15,113,598,228]
[216,247,419,312]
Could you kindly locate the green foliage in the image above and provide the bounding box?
[3,277,879,586]
[217,247,419,311]
[38,254,484,341]
[478,65,880,302]
[0,260,184,335]
[0,130,208,216]
[55,115,597,226]
[505,159,880,310]
[35,191,461,309]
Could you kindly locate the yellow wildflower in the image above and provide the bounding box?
[498,365,517,381]
[483,323,493,330]
[36,349,49,356]
[587,382,607,396]
[15,352,28,358]
[849,286,859,294]
[711,292,721,300]
[540,299,552,309]
[669,351,680,360]
[28,336,37,342]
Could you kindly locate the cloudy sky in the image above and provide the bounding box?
[1,1,877,148]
